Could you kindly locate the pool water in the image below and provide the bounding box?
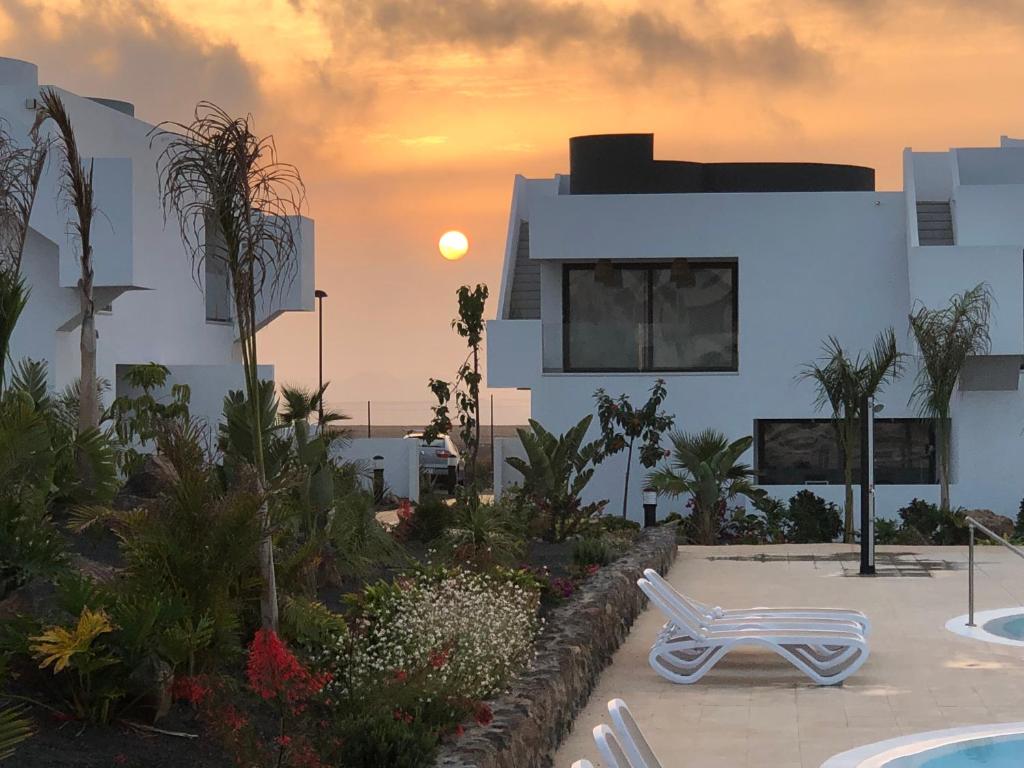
[887,735,1024,767]
[981,614,1024,641]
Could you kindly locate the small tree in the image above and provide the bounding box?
[593,379,674,518]
[909,284,992,511]
[36,89,100,431]
[107,362,191,475]
[799,328,904,542]
[424,284,488,488]
[154,102,306,630]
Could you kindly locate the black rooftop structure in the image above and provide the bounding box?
[569,134,875,194]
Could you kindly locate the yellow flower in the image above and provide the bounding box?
[30,608,114,673]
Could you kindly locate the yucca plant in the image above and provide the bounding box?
[799,328,905,542]
[0,704,33,761]
[154,102,307,631]
[909,284,992,510]
[36,89,101,432]
[648,429,765,545]
[505,415,601,542]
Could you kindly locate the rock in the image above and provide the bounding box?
[0,577,58,621]
[122,454,178,498]
[963,509,1015,539]
[433,524,678,768]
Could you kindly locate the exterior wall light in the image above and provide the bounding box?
[642,488,658,528]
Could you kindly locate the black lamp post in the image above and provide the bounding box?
[859,396,881,576]
[314,289,328,430]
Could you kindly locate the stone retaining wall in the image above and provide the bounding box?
[435,524,678,768]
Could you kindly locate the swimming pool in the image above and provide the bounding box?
[945,608,1024,647]
[982,614,1024,642]
[822,724,1024,768]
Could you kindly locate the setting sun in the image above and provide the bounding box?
[438,230,469,261]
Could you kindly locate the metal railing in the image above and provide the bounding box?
[966,515,1024,626]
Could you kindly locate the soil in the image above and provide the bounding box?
[6,508,586,767]
[13,708,231,768]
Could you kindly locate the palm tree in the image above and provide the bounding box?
[35,90,100,431]
[647,429,765,545]
[153,103,306,630]
[909,284,992,510]
[279,383,346,432]
[799,328,905,542]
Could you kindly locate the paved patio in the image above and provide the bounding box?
[554,544,1024,768]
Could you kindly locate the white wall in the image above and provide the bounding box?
[1,57,315,406]
[489,178,1024,522]
[493,436,526,498]
[329,438,420,503]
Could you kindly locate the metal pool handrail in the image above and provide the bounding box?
[966,515,1024,627]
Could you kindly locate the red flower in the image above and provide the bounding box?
[428,648,450,669]
[113,755,129,766]
[276,735,293,748]
[171,675,210,705]
[586,563,600,576]
[393,669,408,683]
[392,708,414,724]
[245,629,330,709]
[474,703,494,727]
[455,724,465,738]
[398,500,413,522]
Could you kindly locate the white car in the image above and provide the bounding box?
[403,432,464,488]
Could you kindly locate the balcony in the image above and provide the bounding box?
[908,244,1023,389]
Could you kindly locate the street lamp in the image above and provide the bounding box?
[314,289,328,430]
[859,397,883,575]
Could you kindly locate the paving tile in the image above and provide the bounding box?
[552,544,1024,768]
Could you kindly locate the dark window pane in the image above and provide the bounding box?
[651,266,736,370]
[756,419,937,486]
[757,420,841,485]
[566,267,646,370]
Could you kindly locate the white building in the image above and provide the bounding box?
[488,133,1024,521]
[1,57,315,428]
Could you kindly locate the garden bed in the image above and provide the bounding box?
[434,523,678,768]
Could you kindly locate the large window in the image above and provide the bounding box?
[755,419,938,485]
[205,216,232,322]
[563,262,737,372]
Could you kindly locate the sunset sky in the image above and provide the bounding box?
[4,0,1024,423]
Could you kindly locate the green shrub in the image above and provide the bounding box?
[442,497,526,569]
[786,491,842,543]
[572,535,616,567]
[1015,498,1024,540]
[896,499,968,545]
[408,495,451,542]
[875,518,901,545]
[334,712,439,768]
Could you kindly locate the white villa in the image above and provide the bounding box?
[488,132,1024,521]
[0,57,315,428]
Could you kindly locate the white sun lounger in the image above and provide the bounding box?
[642,568,871,634]
[607,699,663,768]
[638,577,869,686]
[594,724,637,768]
[570,762,594,768]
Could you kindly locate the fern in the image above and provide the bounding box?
[281,595,348,650]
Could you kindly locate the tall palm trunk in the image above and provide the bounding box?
[78,255,98,431]
[936,414,951,510]
[236,263,278,631]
